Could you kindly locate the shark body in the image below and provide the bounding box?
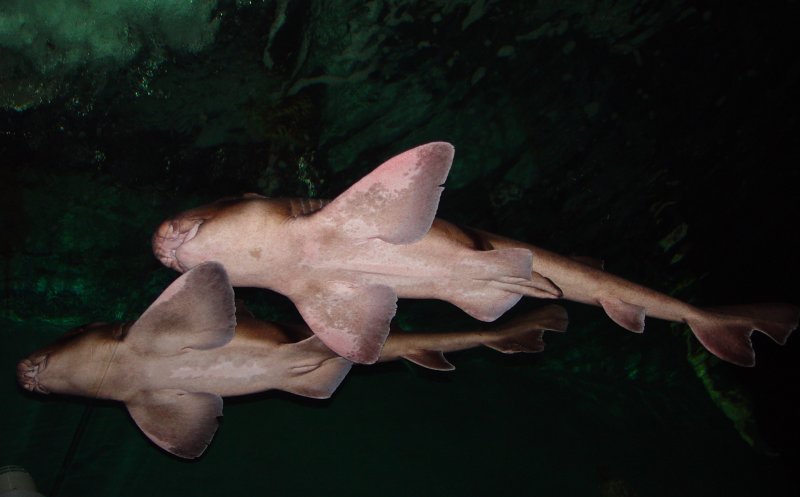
[18,262,567,458]
[152,143,798,367]
[153,143,557,364]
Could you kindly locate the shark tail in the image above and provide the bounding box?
[686,304,799,367]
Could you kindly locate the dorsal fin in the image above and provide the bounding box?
[305,142,454,244]
[128,262,236,355]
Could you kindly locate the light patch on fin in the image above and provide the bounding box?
[599,297,646,333]
[128,262,236,355]
[126,389,222,459]
[291,281,398,364]
[282,336,353,398]
[403,350,455,371]
[308,142,454,244]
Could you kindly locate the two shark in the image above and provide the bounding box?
[18,142,799,458]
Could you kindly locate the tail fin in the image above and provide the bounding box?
[687,304,799,367]
[485,305,569,353]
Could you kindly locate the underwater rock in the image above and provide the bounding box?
[0,0,221,111]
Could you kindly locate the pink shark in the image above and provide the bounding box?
[152,143,798,367]
[17,262,567,458]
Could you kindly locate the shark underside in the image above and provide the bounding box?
[152,143,798,367]
[18,262,567,458]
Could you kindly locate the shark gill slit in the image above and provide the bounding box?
[90,324,124,399]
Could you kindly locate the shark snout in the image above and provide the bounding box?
[17,354,50,394]
[152,217,204,272]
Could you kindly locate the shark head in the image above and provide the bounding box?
[17,322,127,398]
[150,143,456,364]
[152,204,217,272]
[151,194,281,286]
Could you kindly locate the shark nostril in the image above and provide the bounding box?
[17,354,49,393]
[151,218,205,274]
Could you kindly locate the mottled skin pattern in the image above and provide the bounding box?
[16,314,350,401]
[16,263,352,458]
[17,262,567,458]
[16,305,567,398]
[152,143,798,366]
[155,198,551,298]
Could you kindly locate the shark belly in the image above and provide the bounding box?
[304,232,497,300]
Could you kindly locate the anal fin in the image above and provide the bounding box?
[402,350,455,371]
[599,297,646,333]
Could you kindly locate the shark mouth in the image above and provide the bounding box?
[17,354,50,394]
[151,218,203,272]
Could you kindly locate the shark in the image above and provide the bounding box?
[151,143,799,367]
[17,262,568,459]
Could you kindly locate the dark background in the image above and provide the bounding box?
[2,1,798,496]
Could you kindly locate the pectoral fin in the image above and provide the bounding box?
[128,262,236,355]
[126,390,223,459]
[291,282,398,364]
[307,143,454,244]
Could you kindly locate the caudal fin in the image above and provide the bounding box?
[687,304,799,367]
